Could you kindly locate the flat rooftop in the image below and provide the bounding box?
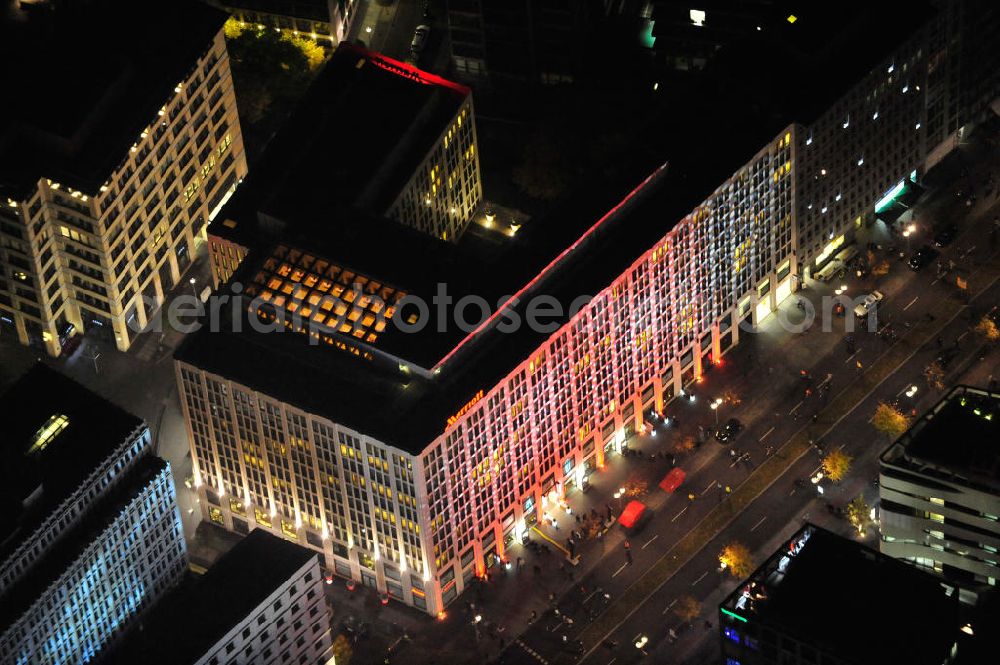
[0,0,228,199]
[0,363,144,565]
[882,385,1000,491]
[212,41,470,250]
[720,524,959,665]
[180,2,941,454]
[0,455,168,633]
[108,529,318,665]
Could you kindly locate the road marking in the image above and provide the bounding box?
[702,479,716,494]
[789,401,803,414]
[612,562,629,578]
[730,458,741,468]
[751,515,768,532]
[789,488,796,496]
[692,571,708,586]
[931,277,940,285]
[958,330,970,341]
[845,350,859,364]
[662,598,678,614]
[903,296,918,311]
[759,426,775,442]
[672,507,687,522]
[606,659,616,665]
[642,535,659,550]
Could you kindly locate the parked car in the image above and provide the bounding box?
[853,290,884,318]
[908,245,938,271]
[934,224,958,247]
[714,418,744,443]
[410,24,430,54]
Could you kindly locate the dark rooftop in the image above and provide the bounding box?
[212,41,469,250]
[107,529,319,665]
[181,2,942,453]
[0,455,169,632]
[720,524,960,665]
[0,0,228,199]
[0,363,144,564]
[882,385,1000,490]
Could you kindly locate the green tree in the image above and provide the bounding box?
[871,402,911,440]
[719,542,753,579]
[224,20,325,127]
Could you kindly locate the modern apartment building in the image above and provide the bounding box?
[208,43,481,287]
[109,529,332,665]
[880,385,1000,601]
[0,0,247,356]
[215,0,357,43]
[0,365,186,665]
[176,1,1000,615]
[794,0,1000,272]
[719,523,961,665]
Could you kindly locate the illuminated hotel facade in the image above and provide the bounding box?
[176,2,1000,615]
[177,125,796,614]
[0,3,247,356]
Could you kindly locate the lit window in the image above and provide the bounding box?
[29,414,70,454]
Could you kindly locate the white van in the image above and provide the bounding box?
[813,259,846,283]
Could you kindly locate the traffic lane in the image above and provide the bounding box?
[576,276,1000,665]
[515,258,1000,665]
[657,295,1000,664]
[583,448,834,665]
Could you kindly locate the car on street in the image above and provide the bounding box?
[908,244,938,271]
[933,224,958,247]
[410,24,430,55]
[853,290,884,318]
[714,418,743,443]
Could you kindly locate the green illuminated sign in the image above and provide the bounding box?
[721,608,748,623]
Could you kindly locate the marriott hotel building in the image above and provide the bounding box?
[175,3,1000,614]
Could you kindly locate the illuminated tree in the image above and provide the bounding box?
[331,634,352,665]
[719,542,753,579]
[672,434,696,455]
[623,475,649,498]
[924,361,946,391]
[846,495,873,538]
[871,259,890,277]
[871,402,911,440]
[822,449,852,483]
[674,595,701,623]
[721,389,742,406]
[975,316,1000,345]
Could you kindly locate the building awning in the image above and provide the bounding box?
[875,177,924,223]
[618,500,647,528]
[659,467,686,493]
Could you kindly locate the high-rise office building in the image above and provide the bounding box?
[718,523,961,665]
[0,365,187,665]
[880,385,1000,601]
[109,529,332,665]
[0,0,247,356]
[208,43,482,287]
[176,1,1000,615]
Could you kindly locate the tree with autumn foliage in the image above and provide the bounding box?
[674,595,701,624]
[719,542,753,579]
[975,315,1000,345]
[924,360,946,391]
[871,401,911,440]
[822,449,853,482]
[846,495,874,538]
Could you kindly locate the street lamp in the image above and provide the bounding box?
[613,487,625,510]
[710,397,723,425]
[189,277,198,298]
[903,228,913,252]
